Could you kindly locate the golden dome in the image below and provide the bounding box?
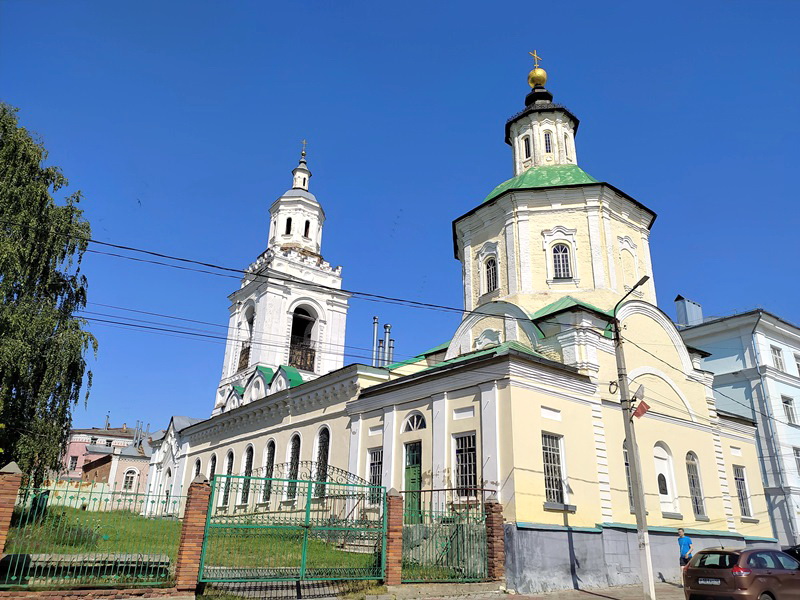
[528,67,547,88]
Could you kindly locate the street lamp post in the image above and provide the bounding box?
[612,275,655,600]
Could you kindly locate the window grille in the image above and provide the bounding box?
[784,396,797,425]
[544,132,552,153]
[287,435,301,499]
[262,441,275,502]
[241,446,254,504]
[772,346,785,371]
[314,428,330,497]
[552,244,571,279]
[69,456,78,471]
[404,413,426,432]
[368,448,383,504]
[455,433,477,497]
[794,448,800,476]
[686,452,705,517]
[485,258,498,293]
[209,455,217,481]
[733,465,751,517]
[221,452,234,506]
[523,136,531,159]
[194,459,201,478]
[623,443,634,511]
[542,433,565,504]
[123,470,135,491]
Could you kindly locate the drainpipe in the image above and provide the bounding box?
[371,317,379,367]
[751,312,797,544]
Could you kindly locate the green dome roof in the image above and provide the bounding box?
[484,164,600,203]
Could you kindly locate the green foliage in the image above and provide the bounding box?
[0,104,97,484]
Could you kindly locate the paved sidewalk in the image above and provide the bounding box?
[536,583,684,600]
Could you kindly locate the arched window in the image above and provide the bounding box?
[302,176,307,187]
[403,413,426,432]
[287,435,301,500]
[285,218,292,235]
[304,220,311,238]
[164,468,172,510]
[314,428,330,497]
[552,244,571,279]
[485,258,498,293]
[123,469,137,491]
[237,306,255,372]
[544,132,552,153]
[209,454,217,481]
[523,136,531,159]
[241,446,254,504]
[686,452,706,517]
[653,443,678,513]
[623,442,634,511]
[194,459,201,479]
[262,441,275,502]
[564,134,570,160]
[222,451,234,506]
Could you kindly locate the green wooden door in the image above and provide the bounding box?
[404,441,422,523]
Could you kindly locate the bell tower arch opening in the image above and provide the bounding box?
[289,306,318,372]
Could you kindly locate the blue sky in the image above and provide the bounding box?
[2,1,798,431]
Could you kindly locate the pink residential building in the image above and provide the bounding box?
[61,423,136,480]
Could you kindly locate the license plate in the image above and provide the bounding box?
[698,578,721,585]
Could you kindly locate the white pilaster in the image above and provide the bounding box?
[517,210,532,293]
[479,381,501,500]
[504,215,519,295]
[348,415,361,479]
[586,204,606,289]
[382,407,396,489]
[431,392,448,489]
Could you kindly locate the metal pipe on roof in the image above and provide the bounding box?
[388,339,395,365]
[372,317,379,367]
[377,339,385,367]
[383,324,391,367]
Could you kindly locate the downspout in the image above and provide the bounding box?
[751,312,797,544]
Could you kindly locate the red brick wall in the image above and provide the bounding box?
[0,464,23,553]
[174,477,211,591]
[485,498,505,581]
[384,489,403,585]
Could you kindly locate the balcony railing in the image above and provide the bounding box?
[237,343,251,372]
[289,336,316,371]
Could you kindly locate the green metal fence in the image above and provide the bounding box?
[0,483,186,589]
[199,474,386,583]
[401,488,488,582]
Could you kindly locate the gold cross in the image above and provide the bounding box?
[301,139,307,156]
[529,50,542,68]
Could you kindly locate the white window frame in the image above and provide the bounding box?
[452,432,478,499]
[69,455,78,471]
[541,432,567,505]
[403,412,427,433]
[795,354,800,377]
[543,130,553,154]
[784,396,797,425]
[653,442,679,514]
[685,452,706,518]
[485,257,498,293]
[794,447,800,476]
[475,241,499,297]
[772,346,785,371]
[220,451,234,507]
[238,445,254,505]
[733,464,752,518]
[541,226,579,284]
[123,469,137,492]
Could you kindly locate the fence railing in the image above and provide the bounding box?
[0,485,187,588]
[399,488,492,524]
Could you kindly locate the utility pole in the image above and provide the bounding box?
[613,275,655,600]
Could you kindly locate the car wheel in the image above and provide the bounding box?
[758,594,774,600]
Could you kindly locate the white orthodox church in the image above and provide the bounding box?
[147,60,775,593]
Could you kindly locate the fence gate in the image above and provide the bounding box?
[199,474,386,583]
[401,488,488,582]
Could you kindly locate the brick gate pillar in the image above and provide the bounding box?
[384,488,403,586]
[0,462,23,554]
[485,495,505,581]
[175,474,212,592]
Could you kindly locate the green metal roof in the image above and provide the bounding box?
[383,340,452,371]
[530,296,613,320]
[277,365,305,388]
[255,366,275,380]
[484,165,600,203]
[232,385,245,396]
[422,340,549,372]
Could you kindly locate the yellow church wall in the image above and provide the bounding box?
[720,433,772,538]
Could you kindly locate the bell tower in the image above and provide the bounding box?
[507,51,580,175]
[212,146,350,416]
